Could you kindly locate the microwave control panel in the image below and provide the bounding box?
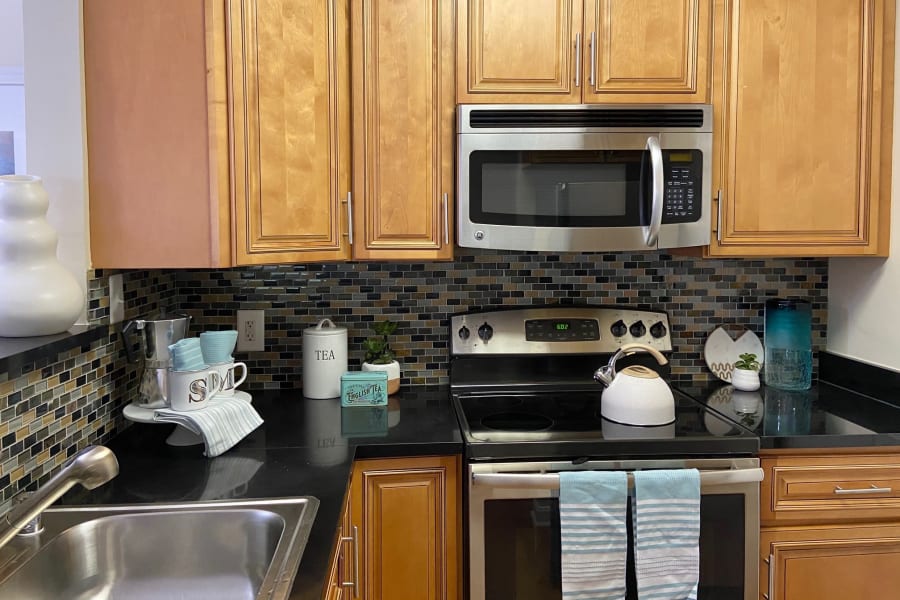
[662,152,701,224]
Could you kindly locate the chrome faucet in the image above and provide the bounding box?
[0,446,119,549]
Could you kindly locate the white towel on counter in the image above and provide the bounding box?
[559,471,629,600]
[632,469,701,600]
[153,396,263,457]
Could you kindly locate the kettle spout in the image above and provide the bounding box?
[594,365,614,387]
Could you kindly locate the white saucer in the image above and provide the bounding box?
[123,391,253,446]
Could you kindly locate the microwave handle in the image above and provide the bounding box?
[644,136,664,246]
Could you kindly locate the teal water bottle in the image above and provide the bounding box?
[764,298,812,390]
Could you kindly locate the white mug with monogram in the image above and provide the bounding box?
[209,361,248,397]
[168,367,224,411]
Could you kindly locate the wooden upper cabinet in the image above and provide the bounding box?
[458,0,583,102]
[457,0,710,104]
[583,0,711,103]
[349,455,460,600]
[350,0,455,260]
[229,0,352,264]
[85,0,232,268]
[708,0,894,257]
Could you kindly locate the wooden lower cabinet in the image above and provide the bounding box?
[759,451,900,600]
[760,524,900,600]
[325,495,354,600]
[347,455,460,600]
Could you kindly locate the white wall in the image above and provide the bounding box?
[0,0,25,174]
[826,7,900,371]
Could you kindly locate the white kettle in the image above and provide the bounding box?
[594,343,675,426]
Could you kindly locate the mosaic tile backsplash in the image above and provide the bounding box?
[178,251,828,388]
[0,270,177,506]
[0,251,827,506]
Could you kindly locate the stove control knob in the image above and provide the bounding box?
[458,325,471,340]
[610,320,628,337]
[650,321,668,339]
[629,321,646,338]
[477,322,494,342]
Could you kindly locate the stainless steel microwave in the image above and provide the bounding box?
[457,104,713,252]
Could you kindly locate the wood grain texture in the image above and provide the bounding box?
[229,0,351,264]
[583,0,711,102]
[351,0,455,260]
[349,455,460,600]
[457,0,582,102]
[761,453,900,525]
[761,524,900,600]
[708,0,894,257]
[84,0,228,268]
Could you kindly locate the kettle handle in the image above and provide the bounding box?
[594,343,668,386]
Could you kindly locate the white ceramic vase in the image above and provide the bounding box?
[731,368,761,392]
[0,175,84,337]
[362,360,401,395]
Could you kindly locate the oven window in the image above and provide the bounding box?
[469,150,646,227]
[482,495,745,599]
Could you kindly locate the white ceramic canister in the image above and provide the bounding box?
[302,318,348,399]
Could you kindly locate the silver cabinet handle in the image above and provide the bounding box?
[766,553,775,600]
[644,135,664,246]
[442,192,450,245]
[345,192,353,246]
[574,33,582,87]
[340,524,359,596]
[589,31,596,87]
[834,484,893,495]
[715,189,722,242]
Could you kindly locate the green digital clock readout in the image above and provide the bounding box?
[555,322,569,331]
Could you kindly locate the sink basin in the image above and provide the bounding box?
[0,497,318,600]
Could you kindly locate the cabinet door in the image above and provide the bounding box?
[457,0,583,103]
[351,0,455,260]
[229,0,352,264]
[84,0,233,268]
[761,524,900,600]
[709,0,893,257]
[349,455,460,600]
[582,0,711,103]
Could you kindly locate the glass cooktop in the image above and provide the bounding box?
[453,389,759,460]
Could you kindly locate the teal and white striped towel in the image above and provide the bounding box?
[632,469,701,600]
[559,471,628,600]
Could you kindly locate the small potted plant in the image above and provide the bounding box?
[362,320,401,394]
[732,352,761,391]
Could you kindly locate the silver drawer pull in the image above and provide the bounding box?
[834,484,893,495]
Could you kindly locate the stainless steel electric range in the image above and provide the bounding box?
[449,306,762,600]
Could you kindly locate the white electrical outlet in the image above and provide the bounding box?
[109,274,125,324]
[236,309,265,352]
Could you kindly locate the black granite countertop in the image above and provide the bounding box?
[677,381,900,450]
[60,386,462,600]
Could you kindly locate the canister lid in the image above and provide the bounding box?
[303,318,347,337]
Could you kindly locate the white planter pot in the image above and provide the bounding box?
[0,175,83,337]
[731,368,761,392]
[362,360,401,395]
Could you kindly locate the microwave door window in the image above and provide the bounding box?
[470,151,643,227]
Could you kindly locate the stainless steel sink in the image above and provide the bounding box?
[0,497,318,600]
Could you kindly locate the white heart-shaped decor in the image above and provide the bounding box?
[703,326,764,382]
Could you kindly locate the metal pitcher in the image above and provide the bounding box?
[121,313,192,406]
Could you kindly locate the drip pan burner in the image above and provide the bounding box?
[481,412,554,432]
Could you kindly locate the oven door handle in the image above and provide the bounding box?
[471,467,764,490]
[644,135,664,247]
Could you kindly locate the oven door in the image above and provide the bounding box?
[467,458,761,600]
[457,130,712,253]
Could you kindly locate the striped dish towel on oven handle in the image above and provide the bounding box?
[632,468,701,600]
[559,471,629,600]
